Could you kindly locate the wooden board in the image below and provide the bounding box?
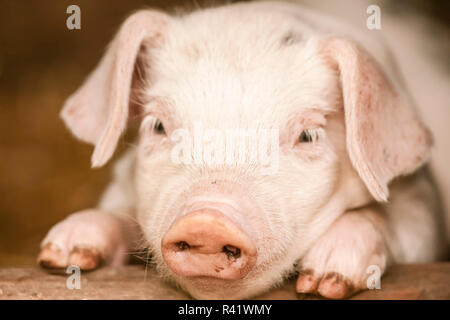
[0,263,449,300]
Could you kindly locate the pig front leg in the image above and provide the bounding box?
[38,151,139,270]
[296,207,389,299]
[37,209,135,270]
[296,170,444,299]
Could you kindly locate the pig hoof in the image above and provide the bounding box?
[68,247,102,270]
[296,270,357,299]
[38,243,68,269]
[38,244,102,270]
[317,272,356,299]
[38,209,128,271]
[296,269,319,293]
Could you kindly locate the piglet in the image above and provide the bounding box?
[38,2,447,299]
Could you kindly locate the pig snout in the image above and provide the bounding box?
[161,209,257,280]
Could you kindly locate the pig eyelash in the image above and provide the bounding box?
[153,119,166,135]
[297,128,324,144]
[139,116,166,136]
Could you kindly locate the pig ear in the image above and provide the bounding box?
[60,10,169,167]
[320,38,432,201]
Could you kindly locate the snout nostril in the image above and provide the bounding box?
[222,245,241,260]
[175,241,190,251]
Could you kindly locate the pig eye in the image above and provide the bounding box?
[153,119,166,135]
[299,130,313,143]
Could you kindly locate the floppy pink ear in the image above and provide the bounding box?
[61,10,169,167]
[320,38,432,201]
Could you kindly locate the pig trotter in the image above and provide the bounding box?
[296,209,388,299]
[37,209,130,271]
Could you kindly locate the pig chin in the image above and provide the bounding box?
[172,273,263,300]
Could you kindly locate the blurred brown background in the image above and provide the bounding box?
[0,0,449,267]
[0,0,204,266]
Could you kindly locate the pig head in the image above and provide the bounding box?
[43,2,437,299]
